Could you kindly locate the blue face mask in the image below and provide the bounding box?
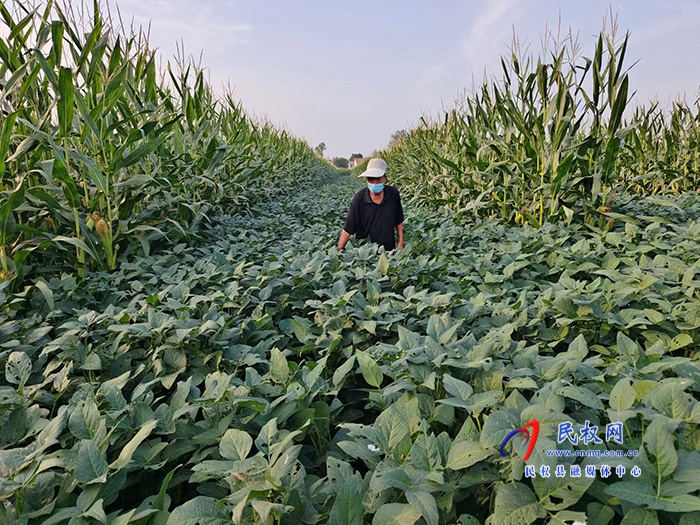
[367,182,384,194]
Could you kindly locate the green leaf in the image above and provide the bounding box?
[506,377,538,390]
[567,333,589,359]
[617,332,640,367]
[608,74,628,134]
[50,160,81,209]
[586,503,615,525]
[606,480,658,506]
[35,280,54,311]
[376,404,410,453]
[462,390,502,413]
[330,474,365,525]
[492,482,546,525]
[548,510,589,525]
[110,135,165,171]
[5,351,31,386]
[68,398,105,442]
[49,235,100,262]
[670,333,693,351]
[605,480,700,511]
[443,374,473,401]
[74,440,108,484]
[290,317,313,343]
[332,356,356,388]
[33,48,58,87]
[620,508,658,525]
[0,110,17,176]
[643,418,678,479]
[680,512,700,525]
[269,445,301,484]
[270,348,288,384]
[405,490,438,525]
[57,66,74,137]
[166,496,230,525]
[220,429,252,461]
[480,410,520,448]
[556,385,605,410]
[609,378,636,411]
[377,253,389,275]
[111,420,157,470]
[356,350,383,388]
[372,504,421,525]
[370,467,411,493]
[0,176,25,245]
[673,450,700,483]
[532,471,594,511]
[649,383,691,420]
[446,440,491,470]
[251,500,287,523]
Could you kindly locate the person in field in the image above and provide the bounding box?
[338,158,404,252]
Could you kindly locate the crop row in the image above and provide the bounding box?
[0,0,327,289]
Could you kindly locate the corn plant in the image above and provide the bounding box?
[370,13,699,228]
[0,0,323,290]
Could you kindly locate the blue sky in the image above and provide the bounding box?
[111,0,699,158]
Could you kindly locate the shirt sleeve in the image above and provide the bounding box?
[396,191,404,225]
[343,198,358,234]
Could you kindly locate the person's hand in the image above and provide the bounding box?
[397,241,404,249]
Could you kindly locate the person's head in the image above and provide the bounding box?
[366,175,386,185]
[359,158,387,193]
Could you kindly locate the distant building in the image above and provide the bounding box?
[349,154,364,168]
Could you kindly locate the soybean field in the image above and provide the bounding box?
[1,2,700,525]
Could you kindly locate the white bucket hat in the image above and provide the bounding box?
[358,158,387,179]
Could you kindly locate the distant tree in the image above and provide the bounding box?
[349,153,363,162]
[314,142,327,157]
[332,157,349,168]
[389,129,408,146]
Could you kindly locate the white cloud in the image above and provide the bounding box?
[462,0,520,68]
[110,0,253,56]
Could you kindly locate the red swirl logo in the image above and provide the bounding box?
[499,419,539,461]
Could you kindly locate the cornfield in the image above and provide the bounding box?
[2,3,700,525]
[371,15,700,228]
[0,0,321,287]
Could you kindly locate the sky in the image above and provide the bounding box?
[16,1,700,158]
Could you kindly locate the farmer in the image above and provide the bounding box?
[337,158,404,251]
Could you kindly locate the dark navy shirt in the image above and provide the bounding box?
[343,185,404,250]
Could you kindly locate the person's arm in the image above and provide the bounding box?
[339,198,358,251]
[338,229,351,251]
[396,190,405,249]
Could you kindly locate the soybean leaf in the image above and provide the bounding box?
[356,351,383,388]
[74,440,108,484]
[166,496,230,525]
[609,378,635,411]
[111,420,157,470]
[329,474,365,525]
[492,483,546,525]
[270,348,288,383]
[643,418,678,479]
[372,504,421,525]
[220,429,252,461]
[447,441,491,470]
